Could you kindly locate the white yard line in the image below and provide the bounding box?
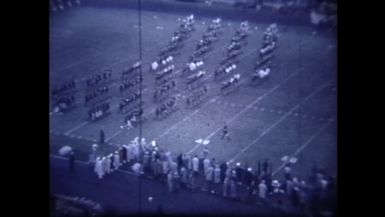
[271,120,333,176]
[226,82,330,164]
[64,121,89,135]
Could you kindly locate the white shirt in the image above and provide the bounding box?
[259,183,267,198]
[192,157,199,172]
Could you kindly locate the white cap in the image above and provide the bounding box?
[247,167,252,172]
[236,162,241,167]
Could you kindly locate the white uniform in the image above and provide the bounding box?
[214,166,221,184]
[133,144,139,161]
[180,167,187,185]
[102,157,109,175]
[192,157,199,172]
[170,161,178,173]
[114,152,120,170]
[105,156,112,174]
[205,166,214,182]
[203,158,211,174]
[94,158,104,179]
[162,161,169,174]
[167,172,173,192]
[258,181,267,199]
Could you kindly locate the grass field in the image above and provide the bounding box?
[49,4,337,182]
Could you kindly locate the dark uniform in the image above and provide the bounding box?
[69,152,75,173]
[221,125,230,140]
[99,130,105,144]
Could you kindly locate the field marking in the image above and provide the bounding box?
[105,129,125,142]
[226,82,330,164]
[54,52,104,74]
[271,119,333,176]
[64,121,89,135]
[187,65,306,155]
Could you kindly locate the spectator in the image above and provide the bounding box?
[105,155,111,174]
[94,157,104,179]
[291,186,300,209]
[173,171,180,192]
[113,151,120,170]
[170,159,178,173]
[203,147,209,158]
[182,153,190,169]
[284,163,292,180]
[154,159,162,180]
[262,159,269,174]
[102,157,109,175]
[177,153,183,171]
[223,175,230,197]
[213,164,221,193]
[258,180,267,199]
[203,157,211,175]
[220,162,228,183]
[89,144,98,164]
[205,164,214,193]
[99,129,105,145]
[162,159,169,180]
[69,151,75,173]
[192,155,199,175]
[230,179,237,200]
[285,178,294,196]
[180,166,188,189]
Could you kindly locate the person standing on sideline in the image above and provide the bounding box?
[259,180,267,200]
[192,155,199,175]
[95,157,104,179]
[230,179,237,200]
[223,175,230,197]
[213,164,221,193]
[99,129,105,145]
[105,155,112,174]
[220,162,228,183]
[89,144,98,164]
[206,164,214,193]
[167,171,174,193]
[69,151,75,173]
[114,151,120,170]
[221,125,230,141]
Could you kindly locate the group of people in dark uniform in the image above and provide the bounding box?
[51,80,77,114]
[88,102,110,121]
[86,70,112,88]
[85,70,113,121]
[220,21,249,65]
[118,61,143,129]
[215,21,249,95]
[118,91,141,113]
[251,24,278,83]
[153,79,177,102]
[152,14,197,120]
[85,86,110,105]
[155,96,178,120]
[182,18,223,107]
[119,74,142,93]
